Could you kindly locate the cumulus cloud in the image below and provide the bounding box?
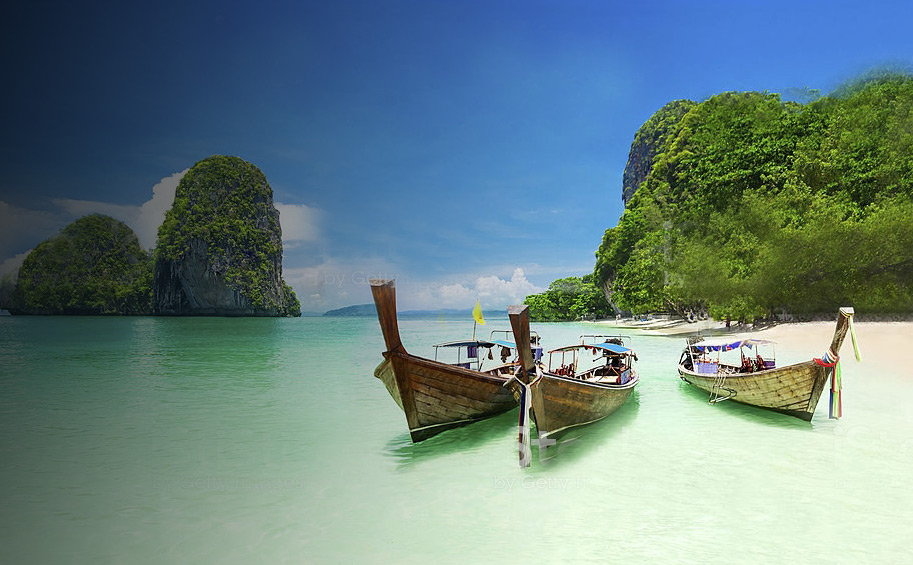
[52,169,187,250]
[280,257,400,311]
[0,250,31,279]
[275,202,321,243]
[429,268,544,309]
[134,169,187,248]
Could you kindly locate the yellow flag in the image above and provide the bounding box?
[472,299,485,325]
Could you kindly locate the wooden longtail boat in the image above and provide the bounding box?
[370,279,518,442]
[508,305,639,441]
[677,307,858,420]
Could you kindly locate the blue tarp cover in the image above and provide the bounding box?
[691,338,773,352]
[433,339,516,349]
[550,342,631,355]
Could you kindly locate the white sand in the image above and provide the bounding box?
[729,320,910,377]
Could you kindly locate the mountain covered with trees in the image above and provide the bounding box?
[154,156,300,316]
[4,214,153,315]
[1,155,301,316]
[527,73,913,322]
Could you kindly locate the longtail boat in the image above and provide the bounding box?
[677,307,860,420]
[507,305,639,446]
[370,279,519,442]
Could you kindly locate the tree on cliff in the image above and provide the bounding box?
[592,74,913,320]
[524,275,614,321]
[154,155,301,316]
[11,214,153,315]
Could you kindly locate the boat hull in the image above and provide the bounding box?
[528,372,638,439]
[375,352,517,442]
[678,360,830,420]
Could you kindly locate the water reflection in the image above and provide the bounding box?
[384,410,519,469]
[531,390,641,469]
[384,391,644,470]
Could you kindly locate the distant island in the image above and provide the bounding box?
[0,155,301,316]
[525,71,913,323]
[323,304,377,317]
[323,304,505,319]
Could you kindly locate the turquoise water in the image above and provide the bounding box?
[1,316,912,563]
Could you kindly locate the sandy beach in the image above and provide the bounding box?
[590,317,910,377]
[742,320,910,376]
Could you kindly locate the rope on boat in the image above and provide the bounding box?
[815,309,861,420]
[506,366,542,468]
[815,348,842,419]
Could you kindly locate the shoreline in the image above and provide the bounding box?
[587,316,910,374]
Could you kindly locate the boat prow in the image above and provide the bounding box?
[508,305,639,442]
[370,279,518,442]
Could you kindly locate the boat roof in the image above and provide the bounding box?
[433,339,515,349]
[690,338,774,352]
[549,342,631,355]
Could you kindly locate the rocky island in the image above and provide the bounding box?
[0,155,301,317]
[4,214,153,315]
[154,156,300,316]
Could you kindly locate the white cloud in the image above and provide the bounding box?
[476,268,542,302]
[52,198,139,222]
[275,202,321,243]
[51,169,187,250]
[438,282,476,306]
[0,250,30,279]
[426,268,545,309]
[134,169,187,248]
[280,257,400,311]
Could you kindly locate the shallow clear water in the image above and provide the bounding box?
[1,315,911,563]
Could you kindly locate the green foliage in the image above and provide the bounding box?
[155,155,298,314]
[281,282,302,317]
[15,214,153,315]
[524,275,613,321]
[593,73,913,320]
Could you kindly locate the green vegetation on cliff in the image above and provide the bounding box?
[13,214,153,315]
[592,74,913,320]
[524,275,614,321]
[155,155,300,316]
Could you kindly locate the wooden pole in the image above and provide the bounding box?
[370,279,405,354]
[508,305,536,382]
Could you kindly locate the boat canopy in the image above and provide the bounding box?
[690,338,773,352]
[549,342,631,355]
[433,339,515,349]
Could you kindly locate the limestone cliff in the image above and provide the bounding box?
[153,155,301,316]
[622,99,696,206]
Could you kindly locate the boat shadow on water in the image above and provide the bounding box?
[675,380,822,431]
[383,409,521,469]
[527,390,641,470]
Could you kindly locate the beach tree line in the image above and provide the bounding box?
[531,72,913,322]
[523,275,615,321]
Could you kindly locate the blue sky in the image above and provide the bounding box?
[1,0,911,311]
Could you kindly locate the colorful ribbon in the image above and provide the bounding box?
[814,348,841,419]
